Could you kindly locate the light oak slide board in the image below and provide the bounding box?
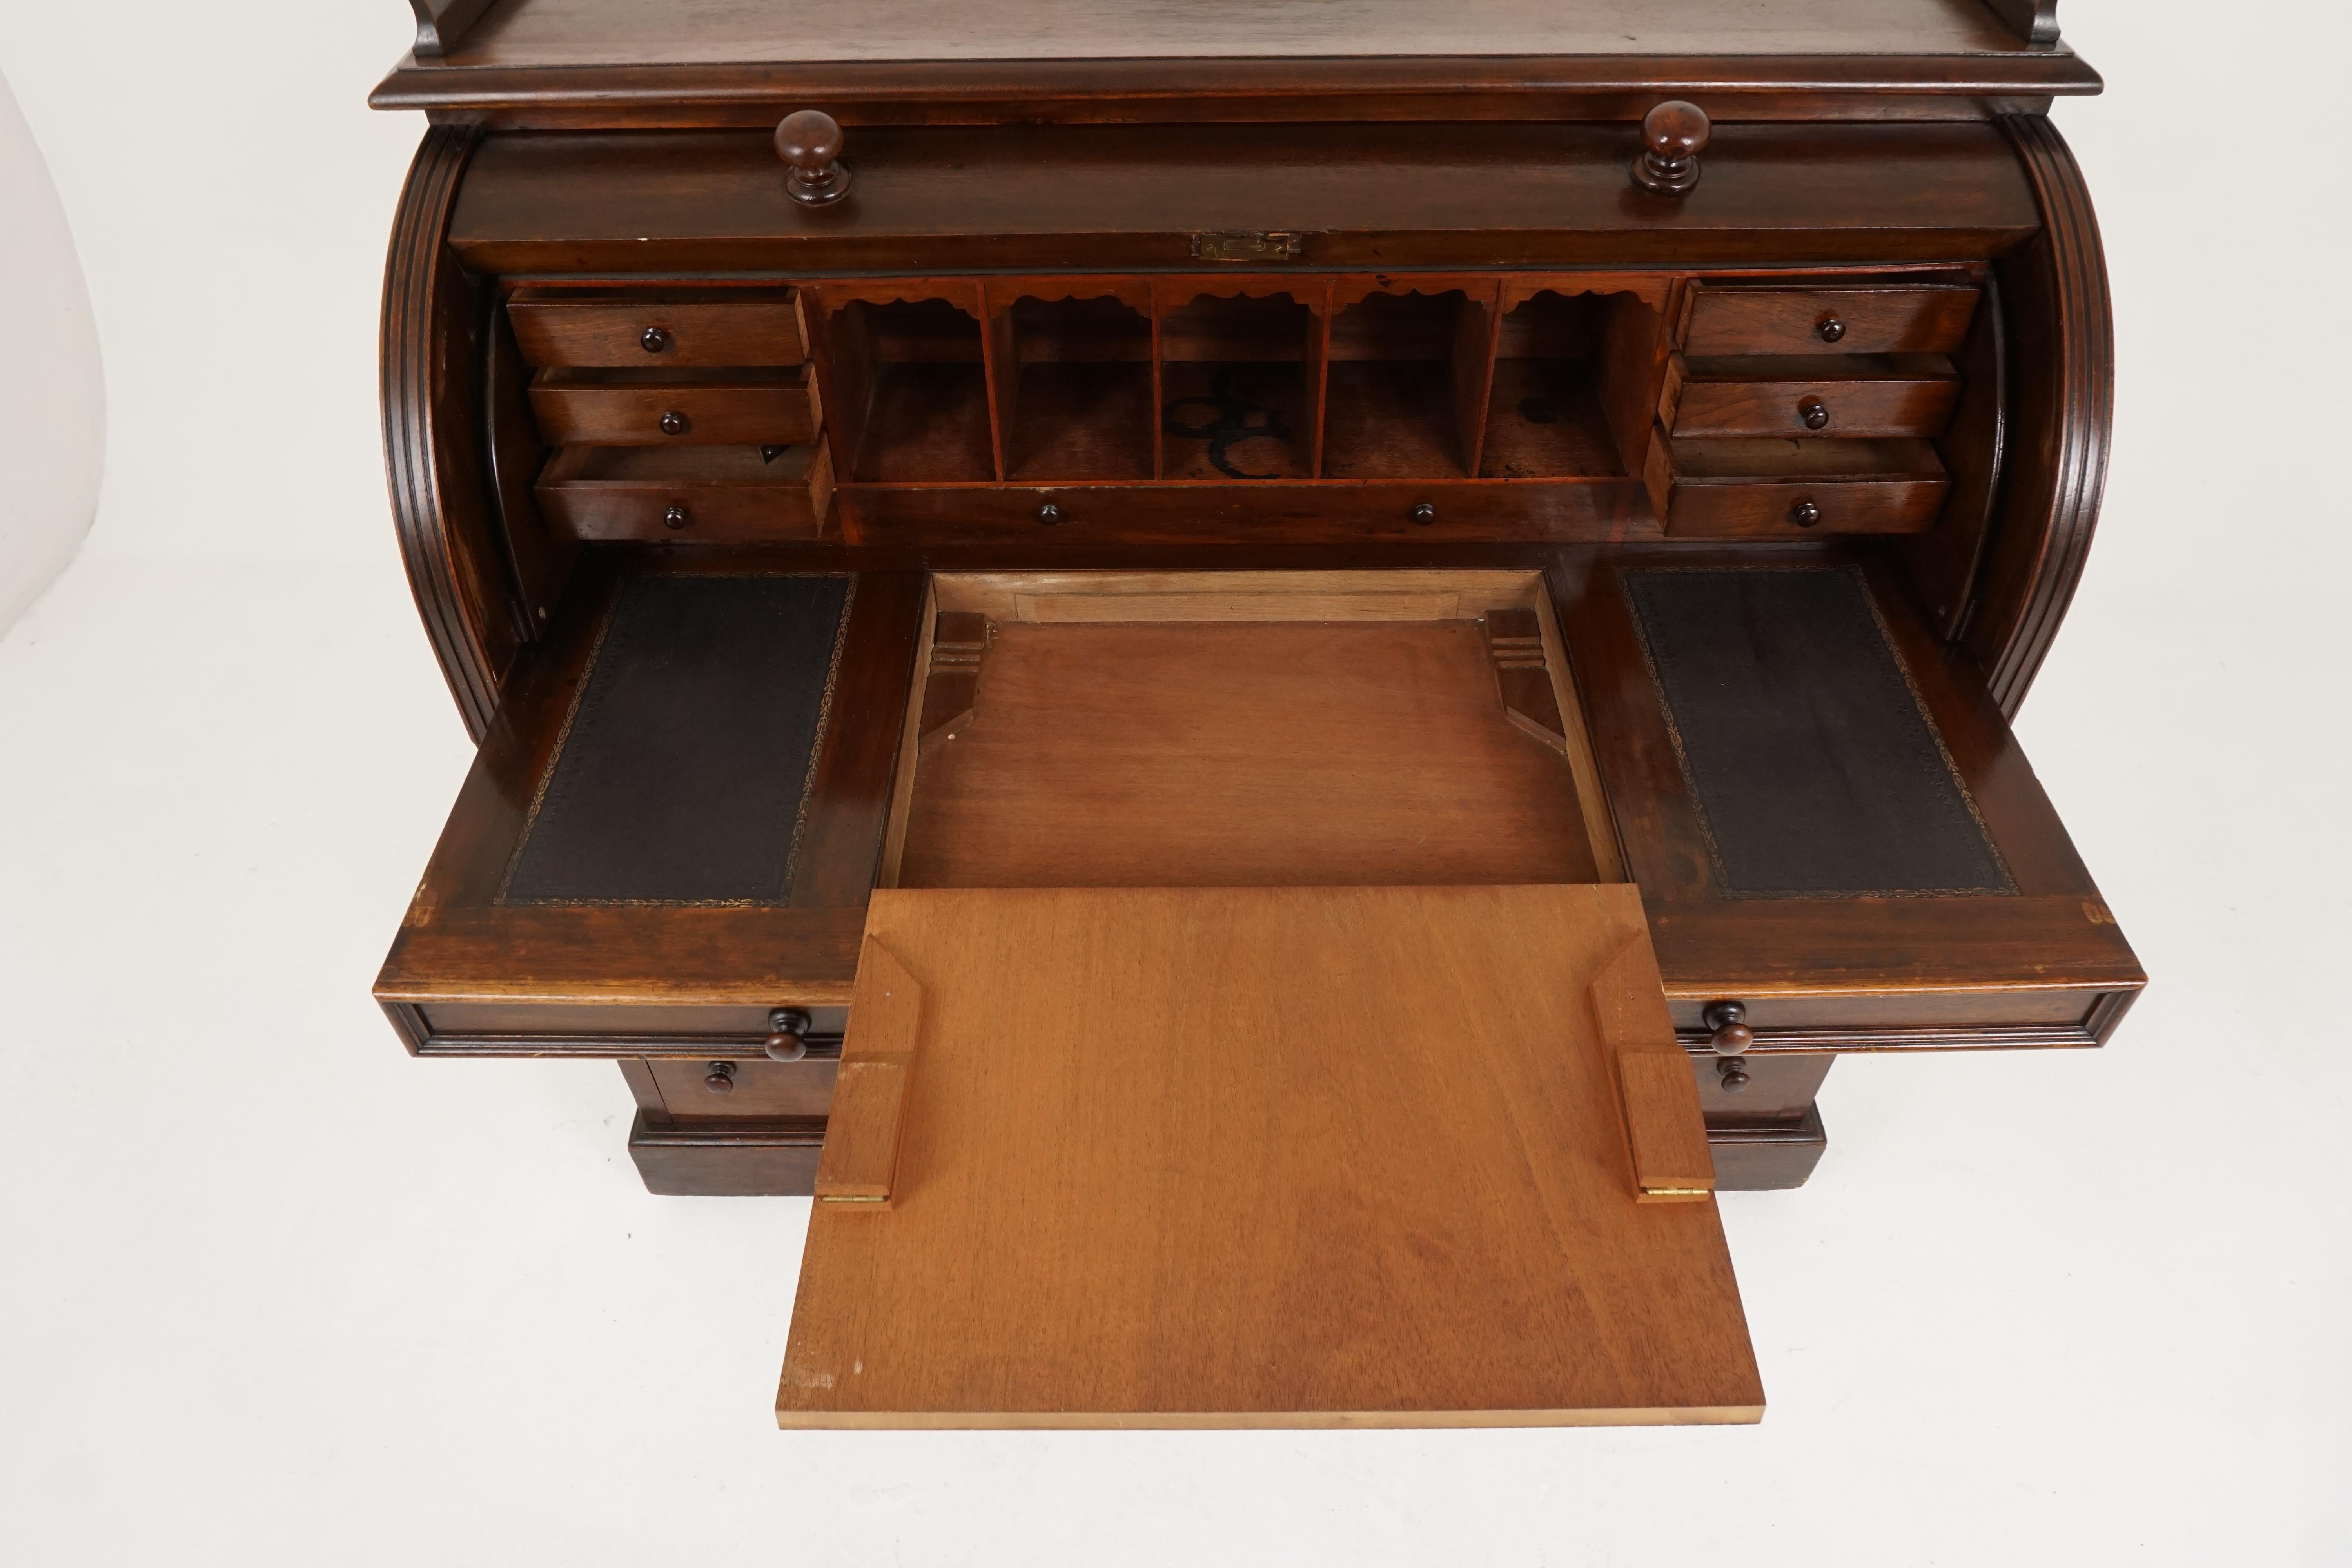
[777,884,1760,1428]
[810,938,925,1205]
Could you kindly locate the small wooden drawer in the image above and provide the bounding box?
[1660,354,1959,439]
[1683,283,1979,357]
[528,366,822,447]
[1645,430,1949,537]
[648,1058,839,1119]
[536,445,835,541]
[507,286,807,368]
[1690,1051,1833,1122]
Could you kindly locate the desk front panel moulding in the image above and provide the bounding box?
[445,123,2040,275]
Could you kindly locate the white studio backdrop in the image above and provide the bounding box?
[0,3,2347,1565]
[0,70,102,632]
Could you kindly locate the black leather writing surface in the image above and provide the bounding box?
[503,574,851,904]
[1622,567,2011,897]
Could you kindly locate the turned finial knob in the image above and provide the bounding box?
[775,110,853,207]
[1631,101,1710,196]
[765,1007,812,1062]
[1702,1000,1751,1055]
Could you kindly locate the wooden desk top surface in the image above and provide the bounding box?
[448,0,2037,66]
[379,0,2098,120]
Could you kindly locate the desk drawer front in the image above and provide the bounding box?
[536,444,834,541]
[528,368,820,447]
[1663,355,1959,440]
[1648,435,1949,537]
[508,289,808,369]
[1663,474,1947,536]
[1684,285,1980,357]
[649,1058,839,1118]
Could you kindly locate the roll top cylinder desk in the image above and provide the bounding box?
[372,0,2141,1428]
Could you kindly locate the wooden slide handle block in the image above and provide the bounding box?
[1590,938,1716,1202]
[1630,101,1710,197]
[775,110,853,207]
[812,937,926,1206]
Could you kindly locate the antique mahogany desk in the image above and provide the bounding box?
[371,0,2141,1426]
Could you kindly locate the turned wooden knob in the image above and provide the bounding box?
[1703,1000,1751,1056]
[640,325,670,354]
[662,504,690,530]
[1800,397,1830,430]
[1410,501,1437,525]
[1036,502,1063,525]
[765,1007,811,1062]
[1719,1060,1752,1093]
[1631,101,1710,196]
[659,410,687,436]
[775,110,853,207]
[703,1061,737,1095]
[1789,499,1822,528]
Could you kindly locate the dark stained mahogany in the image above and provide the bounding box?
[382,123,514,740]
[443,123,2042,276]
[775,109,853,206]
[374,0,2097,129]
[405,0,495,59]
[370,0,2134,1203]
[1632,101,1711,196]
[1969,112,2112,715]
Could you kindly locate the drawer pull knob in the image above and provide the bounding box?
[703,1061,737,1095]
[765,1008,812,1063]
[1799,397,1830,430]
[1719,1059,1752,1093]
[775,109,853,207]
[659,410,687,437]
[1630,100,1709,196]
[1410,501,1437,525]
[1036,502,1063,525]
[1789,499,1822,528]
[640,326,670,354]
[1817,315,1847,344]
[1703,1000,1753,1056]
[662,504,691,531]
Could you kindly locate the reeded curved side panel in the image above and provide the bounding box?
[382,124,517,739]
[1969,113,2112,716]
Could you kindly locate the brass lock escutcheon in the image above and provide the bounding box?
[1190,231,1305,263]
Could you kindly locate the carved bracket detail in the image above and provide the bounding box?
[1978,0,2062,49]
[408,0,496,58]
[1483,609,1569,754]
[918,612,991,754]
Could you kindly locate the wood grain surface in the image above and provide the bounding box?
[895,618,1602,888]
[1591,938,1717,1200]
[449,0,2028,67]
[811,938,926,1203]
[443,125,2042,276]
[777,884,1762,1428]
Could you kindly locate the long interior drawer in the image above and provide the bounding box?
[528,365,822,447]
[535,445,835,542]
[508,284,809,368]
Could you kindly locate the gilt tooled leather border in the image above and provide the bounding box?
[1620,564,2016,900]
[495,572,857,907]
